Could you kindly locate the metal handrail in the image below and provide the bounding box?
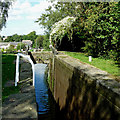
[15,53,35,86]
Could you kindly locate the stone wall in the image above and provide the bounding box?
[31,51,52,64]
[49,54,120,120]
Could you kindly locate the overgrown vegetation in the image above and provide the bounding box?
[37,2,120,64]
[2,54,20,102]
[35,35,44,48]
[17,43,26,51]
[6,45,17,53]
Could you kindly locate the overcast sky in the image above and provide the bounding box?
[0,0,53,36]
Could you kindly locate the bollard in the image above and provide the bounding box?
[89,56,92,62]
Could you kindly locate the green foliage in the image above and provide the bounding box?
[4,31,38,46]
[2,54,16,86]
[0,0,13,30]
[17,43,26,50]
[2,54,20,102]
[0,48,4,52]
[6,45,16,53]
[43,34,50,50]
[36,2,82,33]
[35,35,44,48]
[81,3,119,58]
[4,34,21,42]
[50,16,76,46]
[26,31,38,44]
[37,1,119,63]
[82,2,120,63]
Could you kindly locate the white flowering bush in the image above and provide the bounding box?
[50,16,76,46]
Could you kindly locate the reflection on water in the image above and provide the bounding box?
[34,64,64,120]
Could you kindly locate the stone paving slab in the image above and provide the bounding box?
[2,93,37,119]
[20,81,35,93]
[2,80,38,120]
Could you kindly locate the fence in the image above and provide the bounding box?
[15,53,35,86]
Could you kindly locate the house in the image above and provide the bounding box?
[10,42,21,49]
[22,40,33,49]
[0,42,10,49]
[0,42,21,49]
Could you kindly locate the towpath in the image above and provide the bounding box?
[2,58,37,119]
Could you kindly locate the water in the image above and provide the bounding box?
[35,64,49,114]
[34,64,64,120]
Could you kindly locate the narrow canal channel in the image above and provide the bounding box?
[34,64,64,120]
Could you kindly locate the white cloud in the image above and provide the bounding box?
[8,0,52,21]
[0,0,56,36]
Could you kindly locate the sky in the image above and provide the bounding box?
[0,0,54,36]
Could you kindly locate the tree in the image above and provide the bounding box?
[36,2,86,33]
[17,43,26,50]
[50,16,76,50]
[36,1,119,64]
[17,43,26,51]
[4,35,12,42]
[6,44,16,53]
[26,31,38,44]
[36,2,88,51]
[4,31,38,45]
[43,34,50,50]
[35,35,44,48]
[0,0,14,30]
[12,34,20,42]
[81,2,120,58]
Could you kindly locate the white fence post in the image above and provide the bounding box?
[89,56,92,62]
[15,54,20,86]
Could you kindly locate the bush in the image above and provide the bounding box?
[43,35,50,50]
[17,43,26,51]
[6,45,17,53]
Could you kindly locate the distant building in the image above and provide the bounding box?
[0,42,21,49]
[0,42,10,49]
[10,42,21,49]
[22,40,33,49]
[0,41,32,50]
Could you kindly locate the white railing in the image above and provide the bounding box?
[15,53,35,86]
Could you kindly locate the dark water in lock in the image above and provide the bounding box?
[34,64,64,120]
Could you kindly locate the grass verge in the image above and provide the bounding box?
[2,54,20,102]
[64,52,120,77]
